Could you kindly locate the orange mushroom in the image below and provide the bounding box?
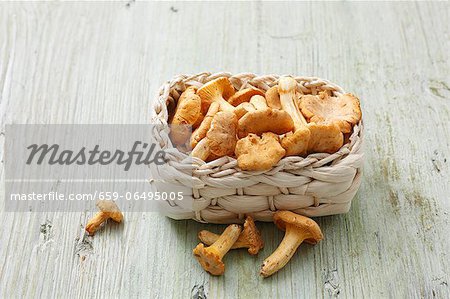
[193,224,242,275]
[299,92,362,134]
[260,211,323,278]
[197,77,236,114]
[198,216,264,255]
[169,86,202,145]
[238,95,294,138]
[85,200,123,235]
[227,87,265,106]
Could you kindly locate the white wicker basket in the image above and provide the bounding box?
[151,72,364,224]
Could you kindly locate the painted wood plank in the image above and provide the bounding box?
[0,2,448,298]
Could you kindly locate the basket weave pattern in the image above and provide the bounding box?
[152,72,364,224]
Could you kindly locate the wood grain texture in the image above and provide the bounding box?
[0,2,449,298]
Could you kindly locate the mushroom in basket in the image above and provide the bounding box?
[227,87,265,107]
[299,91,362,134]
[197,77,236,113]
[169,86,203,145]
[265,85,282,109]
[191,110,238,161]
[190,101,220,148]
[198,77,263,120]
[260,211,323,278]
[278,77,343,156]
[193,224,242,275]
[238,95,294,138]
[235,132,286,171]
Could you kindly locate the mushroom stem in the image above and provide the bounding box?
[85,212,109,235]
[198,230,249,249]
[260,224,305,277]
[278,77,307,129]
[208,224,242,259]
[193,224,242,275]
[191,137,210,160]
[217,99,235,111]
[198,216,264,255]
[278,77,311,156]
[85,200,123,235]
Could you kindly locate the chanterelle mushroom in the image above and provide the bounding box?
[260,211,323,278]
[235,132,286,171]
[190,102,220,148]
[85,200,123,235]
[278,77,311,156]
[279,77,343,155]
[227,87,265,106]
[238,95,294,138]
[191,111,238,161]
[193,224,242,275]
[169,87,202,145]
[198,216,264,255]
[234,102,256,119]
[299,92,362,133]
[265,85,281,109]
[197,77,236,114]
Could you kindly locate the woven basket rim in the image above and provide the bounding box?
[151,72,363,175]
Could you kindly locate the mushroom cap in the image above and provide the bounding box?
[299,92,362,133]
[281,127,311,157]
[278,76,297,94]
[227,87,264,106]
[96,200,123,222]
[235,133,286,171]
[249,95,267,110]
[265,86,281,109]
[238,109,294,138]
[170,87,202,145]
[273,211,323,244]
[197,77,235,114]
[241,216,264,255]
[234,102,256,119]
[193,243,225,276]
[206,111,238,156]
[307,122,343,154]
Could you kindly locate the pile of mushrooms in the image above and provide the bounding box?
[193,212,323,277]
[169,76,362,170]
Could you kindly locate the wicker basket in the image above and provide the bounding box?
[151,72,364,224]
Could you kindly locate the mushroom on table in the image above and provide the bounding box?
[85,200,123,235]
[198,216,264,255]
[260,211,323,278]
[193,224,242,275]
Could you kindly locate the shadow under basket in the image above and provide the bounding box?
[151,72,364,224]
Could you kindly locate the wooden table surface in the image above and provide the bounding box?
[0,2,449,298]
